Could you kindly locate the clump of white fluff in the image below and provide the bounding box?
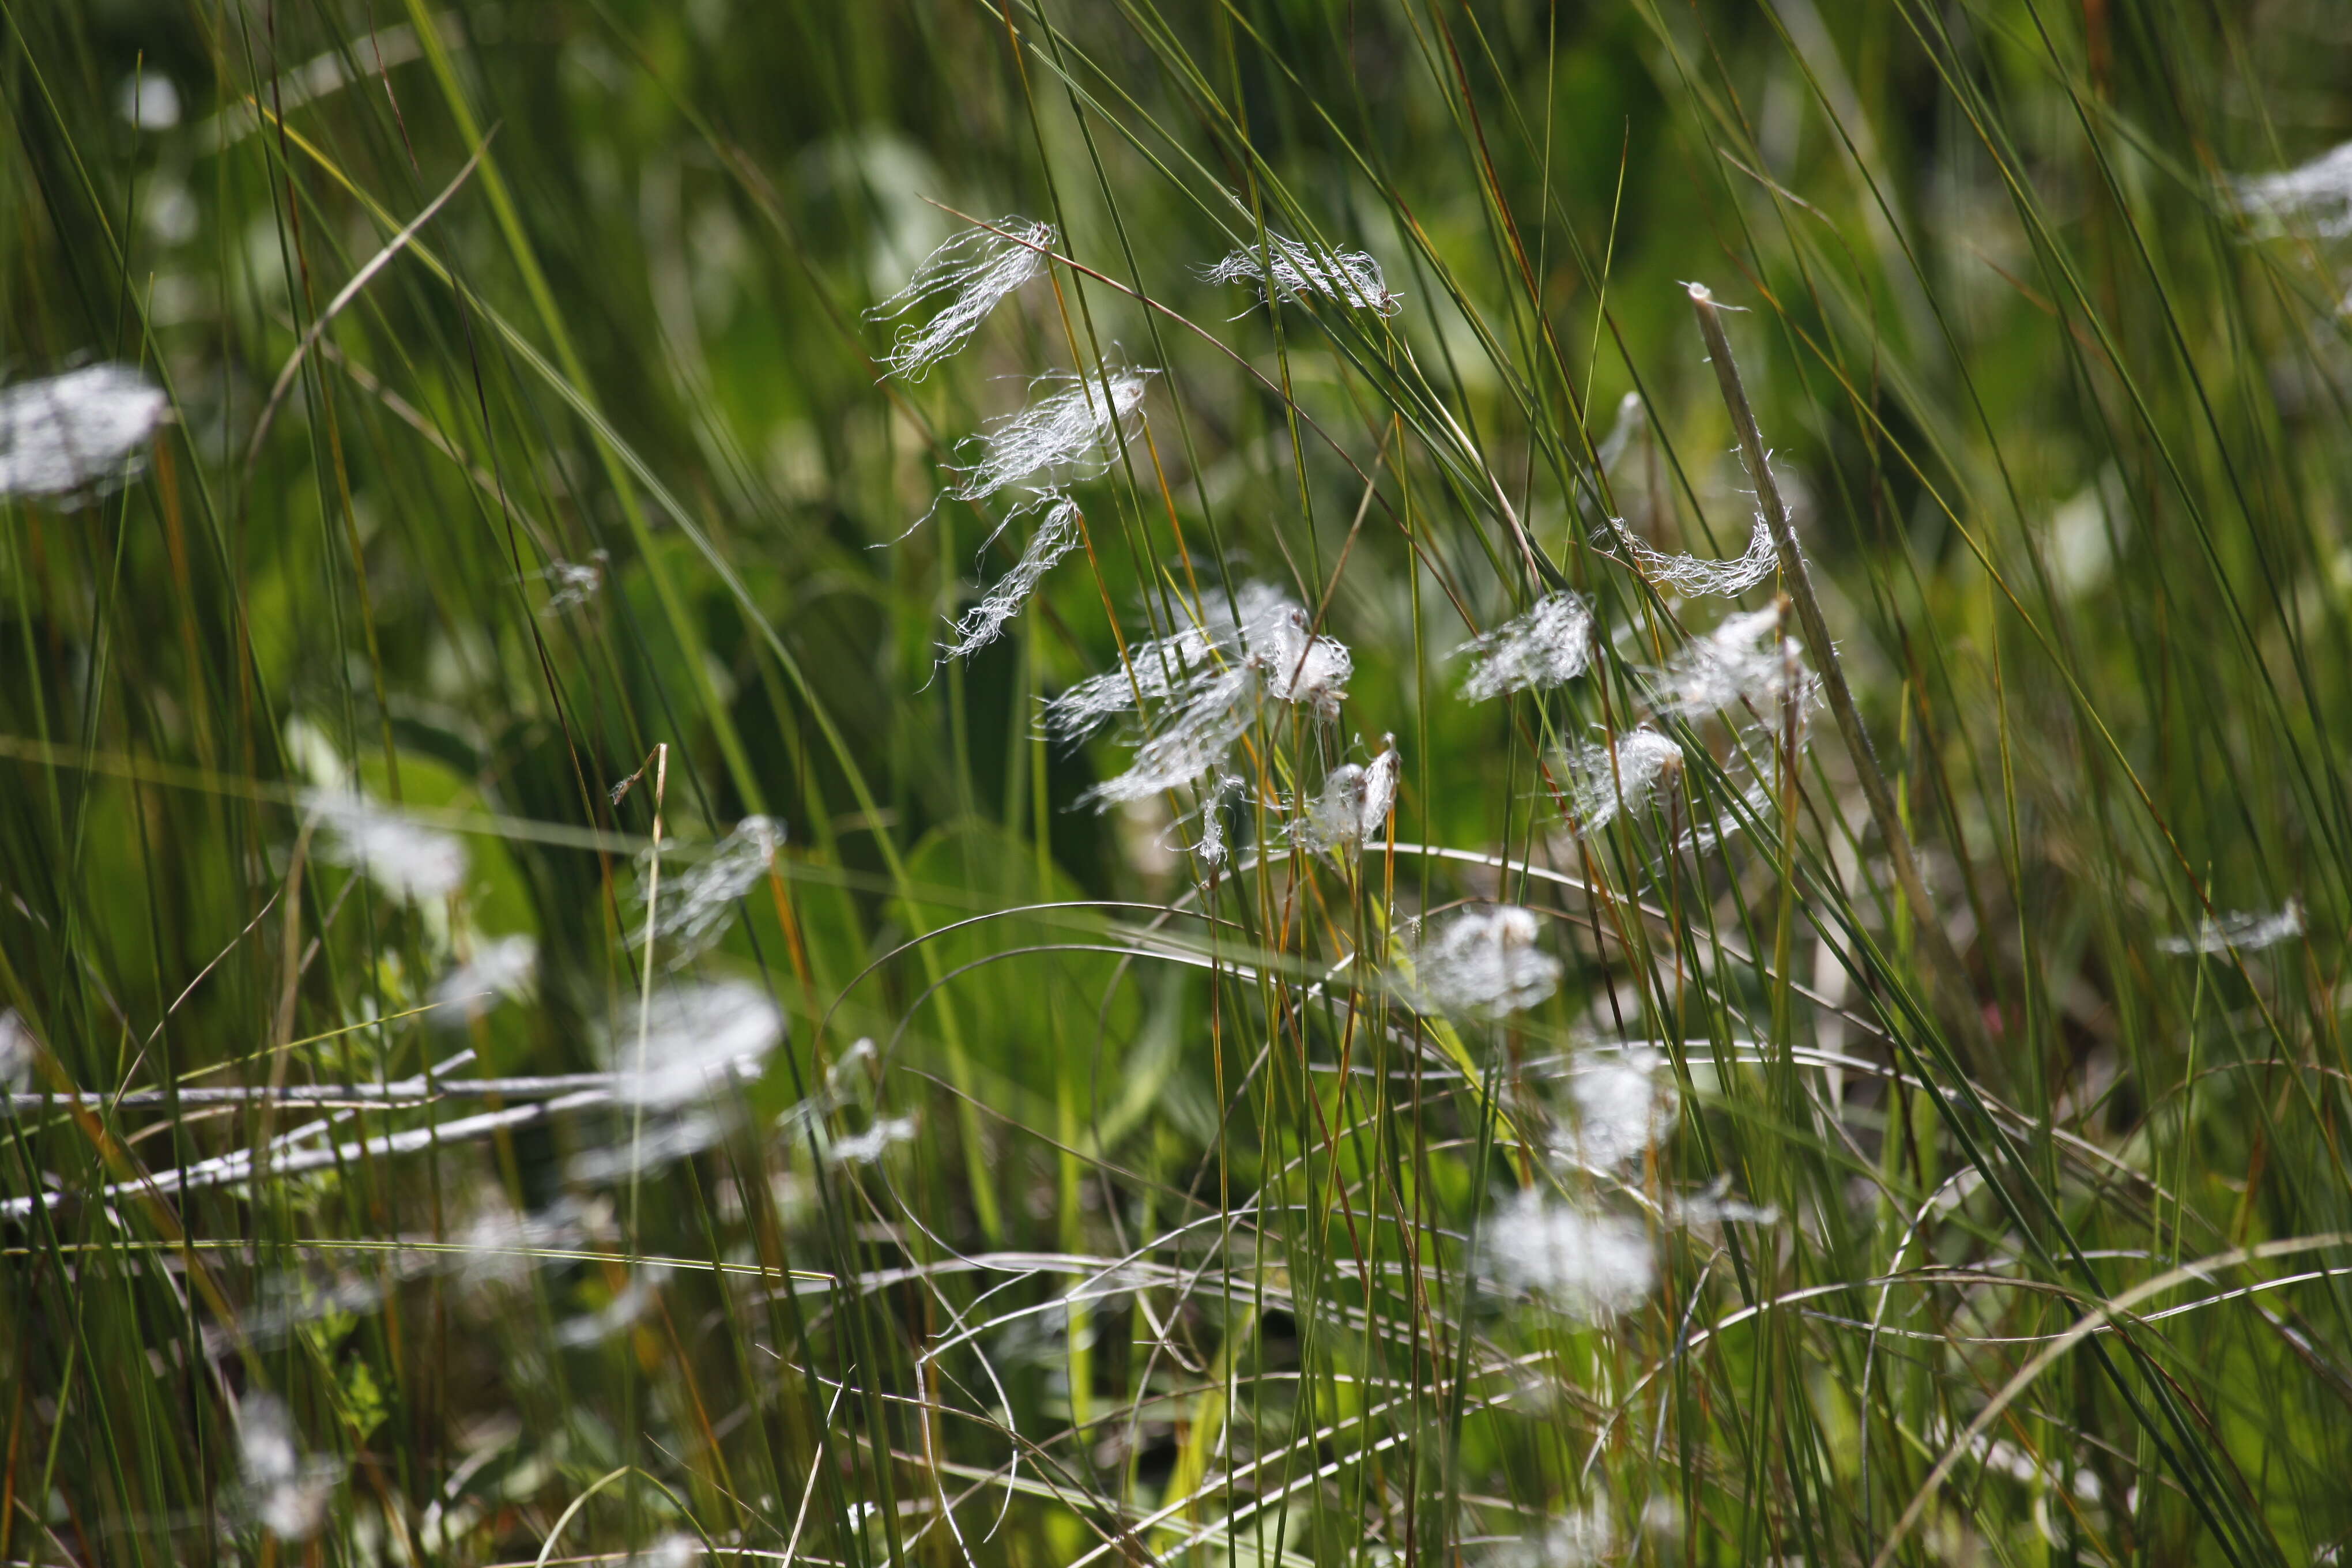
[1415,905,1562,1019]
[1655,605,1813,718]
[1484,1502,1616,1568]
[431,934,538,1023]
[307,790,468,905]
[867,216,1056,379]
[1556,1047,1674,1171]
[0,363,169,498]
[1299,741,1399,851]
[1480,1187,1655,1320]
[2157,898,2304,956]
[237,1393,344,1541]
[1559,728,1682,836]
[1060,584,1354,811]
[943,492,1081,659]
[2233,144,2352,239]
[635,816,782,961]
[1201,233,1401,316]
[1459,591,1592,701]
[947,368,1152,503]
[609,978,782,1106]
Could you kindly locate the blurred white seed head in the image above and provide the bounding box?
[830,1114,916,1165]
[539,552,606,616]
[866,216,1055,379]
[431,934,537,1024]
[1480,1188,1655,1320]
[2234,144,2352,239]
[1561,728,1682,836]
[609,978,782,1106]
[635,816,782,960]
[237,1394,343,1541]
[1201,234,1401,316]
[115,71,182,130]
[627,1535,703,1568]
[1079,669,1254,809]
[0,364,169,499]
[1459,591,1593,701]
[1416,905,1562,1019]
[2157,898,2304,956]
[308,790,468,905]
[0,1009,32,1095]
[1558,1047,1674,1171]
[948,368,1152,502]
[1656,606,1811,718]
[556,1265,669,1348]
[943,492,1081,658]
[1486,1502,1615,1568]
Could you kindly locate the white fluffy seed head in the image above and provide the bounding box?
[1201,234,1402,316]
[1486,1503,1616,1568]
[1604,504,1777,598]
[948,368,1152,503]
[635,816,783,960]
[867,216,1056,379]
[1299,740,1399,851]
[2234,144,2352,239]
[2157,898,2304,956]
[1459,591,1593,701]
[431,934,538,1024]
[1415,905,1562,1019]
[609,979,782,1106]
[830,1115,916,1165]
[0,1009,32,1095]
[942,492,1081,659]
[0,364,169,498]
[307,790,468,905]
[1558,1047,1674,1171]
[540,552,606,616]
[1561,728,1683,836]
[1656,606,1812,718]
[1480,1188,1655,1320]
[238,1394,343,1541]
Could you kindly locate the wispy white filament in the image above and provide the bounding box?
[867,216,1056,379]
[307,790,468,904]
[2233,144,2352,239]
[238,1394,344,1541]
[539,553,605,616]
[1607,504,1776,598]
[1458,591,1592,700]
[830,1115,916,1165]
[948,368,1151,502]
[610,979,782,1106]
[2157,899,2304,956]
[1201,234,1401,316]
[1561,728,1682,835]
[635,816,782,959]
[1415,905,1562,1018]
[0,364,169,497]
[1061,584,1354,811]
[943,492,1081,658]
[1480,1188,1655,1320]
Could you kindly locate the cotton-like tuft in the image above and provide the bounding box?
[0,1009,31,1096]
[430,934,538,1023]
[1560,728,1682,835]
[237,1394,344,1541]
[539,553,605,616]
[0,364,169,498]
[1458,591,1593,700]
[866,216,1056,379]
[942,492,1082,658]
[307,790,468,905]
[1202,234,1401,316]
[635,816,783,960]
[1415,905,1562,1019]
[947,368,1151,503]
[2234,144,2352,239]
[1300,741,1399,851]
[1485,1503,1616,1568]
[1558,1047,1674,1171]
[830,1115,916,1165]
[1480,1188,1655,1320]
[1605,504,1777,598]
[2157,899,2304,956]
[609,979,782,1106]
[1655,606,1812,718]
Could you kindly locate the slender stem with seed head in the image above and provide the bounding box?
[1687,284,1983,1051]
